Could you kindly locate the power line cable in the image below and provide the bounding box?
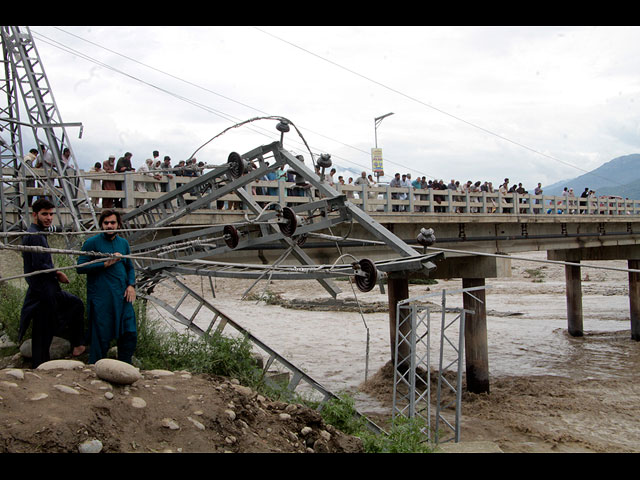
[36,27,435,179]
[253,26,629,190]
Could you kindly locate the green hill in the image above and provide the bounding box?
[545,153,640,199]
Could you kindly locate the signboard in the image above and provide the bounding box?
[371,148,384,175]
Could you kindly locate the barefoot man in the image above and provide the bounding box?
[19,198,86,367]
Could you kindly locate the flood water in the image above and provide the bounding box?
[151,251,640,399]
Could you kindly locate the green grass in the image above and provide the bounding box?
[1,247,435,452]
[319,393,436,453]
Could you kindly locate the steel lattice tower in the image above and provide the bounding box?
[1,25,97,239]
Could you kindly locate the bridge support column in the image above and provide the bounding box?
[462,277,490,394]
[388,275,410,372]
[565,261,584,337]
[630,259,640,341]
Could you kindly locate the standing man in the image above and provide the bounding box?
[77,210,137,364]
[19,198,86,368]
[115,152,135,208]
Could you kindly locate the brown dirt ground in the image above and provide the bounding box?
[0,355,363,454]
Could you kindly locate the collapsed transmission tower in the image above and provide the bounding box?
[1,25,97,239]
[0,26,446,430]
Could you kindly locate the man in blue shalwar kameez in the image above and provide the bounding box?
[77,209,137,364]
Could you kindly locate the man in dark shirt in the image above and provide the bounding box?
[19,198,86,367]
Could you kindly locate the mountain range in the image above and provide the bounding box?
[543,153,640,199]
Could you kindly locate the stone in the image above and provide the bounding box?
[301,426,313,436]
[95,358,142,385]
[54,384,80,395]
[187,416,205,431]
[148,369,174,377]
[225,409,236,421]
[0,334,16,349]
[4,369,24,380]
[232,384,254,397]
[78,439,103,453]
[0,381,18,388]
[104,392,114,400]
[279,413,292,421]
[36,359,84,371]
[19,336,71,359]
[131,397,147,408]
[161,418,180,430]
[30,393,48,401]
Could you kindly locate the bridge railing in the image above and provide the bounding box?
[4,168,640,216]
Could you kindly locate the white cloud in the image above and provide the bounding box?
[19,25,640,191]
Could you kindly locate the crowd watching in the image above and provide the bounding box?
[22,145,622,214]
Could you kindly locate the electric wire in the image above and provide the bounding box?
[30,29,382,177]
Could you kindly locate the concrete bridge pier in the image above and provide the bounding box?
[565,261,584,337]
[548,246,640,341]
[428,254,510,394]
[462,277,490,394]
[629,259,640,341]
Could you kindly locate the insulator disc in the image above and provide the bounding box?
[278,207,298,237]
[227,152,245,179]
[295,233,307,246]
[354,258,377,293]
[223,224,239,249]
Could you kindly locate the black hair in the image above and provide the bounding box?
[32,198,55,213]
[99,209,123,229]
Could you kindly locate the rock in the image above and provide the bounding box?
[231,384,254,397]
[30,393,48,401]
[187,416,205,430]
[20,336,70,359]
[225,409,236,421]
[130,397,147,408]
[161,418,180,430]
[5,369,24,380]
[95,359,142,385]
[0,380,18,388]
[104,392,114,400]
[36,359,84,371]
[148,369,174,377]
[279,413,292,421]
[0,333,16,349]
[78,439,103,453]
[54,384,80,395]
[301,426,313,436]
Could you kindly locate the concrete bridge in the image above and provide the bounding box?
[4,167,640,394]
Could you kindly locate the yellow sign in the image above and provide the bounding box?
[371,148,384,174]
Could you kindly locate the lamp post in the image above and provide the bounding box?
[374,112,394,148]
[373,112,394,182]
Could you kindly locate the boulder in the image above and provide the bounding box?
[95,358,142,385]
[36,359,85,371]
[20,336,70,359]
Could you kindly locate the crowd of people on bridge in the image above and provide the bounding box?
[23,145,616,214]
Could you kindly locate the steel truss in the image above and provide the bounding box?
[393,286,486,446]
[1,26,445,432]
[121,135,440,429]
[0,26,97,239]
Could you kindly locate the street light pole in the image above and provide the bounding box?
[374,112,394,148]
[373,112,394,183]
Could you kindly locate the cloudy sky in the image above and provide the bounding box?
[19,25,640,190]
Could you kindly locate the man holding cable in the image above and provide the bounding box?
[77,209,137,365]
